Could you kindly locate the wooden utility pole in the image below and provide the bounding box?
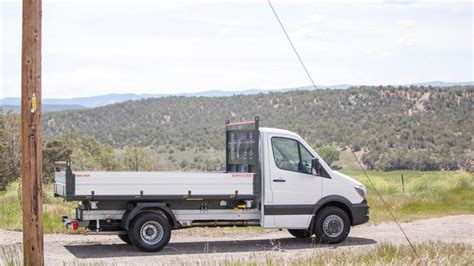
[21,0,44,265]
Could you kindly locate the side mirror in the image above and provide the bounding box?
[312,157,324,176]
[311,158,320,175]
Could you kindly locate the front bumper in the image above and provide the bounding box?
[351,200,369,225]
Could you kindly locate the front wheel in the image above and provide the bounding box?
[313,206,350,244]
[288,229,312,238]
[129,212,171,252]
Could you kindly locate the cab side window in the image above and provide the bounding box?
[272,138,299,172]
[271,137,313,174]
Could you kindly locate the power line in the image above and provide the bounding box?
[267,0,318,90]
[347,145,422,259]
[266,0,422,261]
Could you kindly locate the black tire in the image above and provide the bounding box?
[288,229,312,238]
[129,212,171,252]
[118,233,133,245]
[313,206,350,244]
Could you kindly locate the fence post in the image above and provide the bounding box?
[401,174,405,193]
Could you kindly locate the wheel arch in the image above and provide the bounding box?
[121,202,179,230]
[310,195,354,233]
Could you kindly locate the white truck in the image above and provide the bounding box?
[55,117,369,252]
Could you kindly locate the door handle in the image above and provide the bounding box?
[273,179,286,182]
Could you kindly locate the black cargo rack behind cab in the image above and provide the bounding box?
[225,116,259,173]
[225,117,261,205]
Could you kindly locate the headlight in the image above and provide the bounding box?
[354,184,367,200]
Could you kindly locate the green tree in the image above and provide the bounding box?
[59,128,121,171]
[122,146,153,171]
[0,111,18,189]
[316,146,340,167]
[42,140,73,183]
[3,111,20,172]
[362,150,379,170]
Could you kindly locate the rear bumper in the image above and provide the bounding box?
[351,200,369,225]
[61,215,89,229]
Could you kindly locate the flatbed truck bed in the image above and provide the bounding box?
[55,170,256,201]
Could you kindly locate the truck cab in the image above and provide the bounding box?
[259,127,369,232]
[55,117,369,252]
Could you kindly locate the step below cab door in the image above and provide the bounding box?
[265,135,322,228]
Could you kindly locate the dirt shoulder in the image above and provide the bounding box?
[1,215,473,265]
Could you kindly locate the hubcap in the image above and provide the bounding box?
[140,221,164,245]
[323,215,344,238]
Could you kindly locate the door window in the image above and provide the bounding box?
[271,138,300,172]
[271,137,313,174]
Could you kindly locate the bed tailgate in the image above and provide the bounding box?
[54,161,73,198]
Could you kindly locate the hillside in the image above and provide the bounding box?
[42,86,473,171]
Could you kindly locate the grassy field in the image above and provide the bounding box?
[0,170,472,233]
[0,181,77,233]
[248,242,474,265]
[340,169,474,223]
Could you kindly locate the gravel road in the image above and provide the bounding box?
[1,215,473,265]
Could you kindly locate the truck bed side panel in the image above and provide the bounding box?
[72,171,254,197]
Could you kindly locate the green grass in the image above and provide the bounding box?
[339,169,474,223]
[255,242,473,265]
[0,181,77,233]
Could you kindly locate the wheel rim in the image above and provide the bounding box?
[322,214,344,238]
[140,221,164,245]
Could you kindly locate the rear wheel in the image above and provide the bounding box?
[288,229,311,238]
[129,212,171,252]
[314,206,350,244]
[118,234,133,245]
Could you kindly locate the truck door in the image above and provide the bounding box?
[267,135,322,228]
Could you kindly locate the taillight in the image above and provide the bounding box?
[71,220,79,230]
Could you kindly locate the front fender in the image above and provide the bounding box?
[311,195,369,227]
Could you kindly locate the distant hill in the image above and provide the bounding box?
[3,81,471,110]
[1,104,86,113]
[0,94,142,109]
[0,85,346,109]
[42,85,473,171]
[409,81,474,87]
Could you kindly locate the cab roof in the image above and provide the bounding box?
[259,127,301,138]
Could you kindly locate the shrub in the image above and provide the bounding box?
[316,146,340,167]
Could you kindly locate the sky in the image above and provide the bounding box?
[0,0,473,98]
